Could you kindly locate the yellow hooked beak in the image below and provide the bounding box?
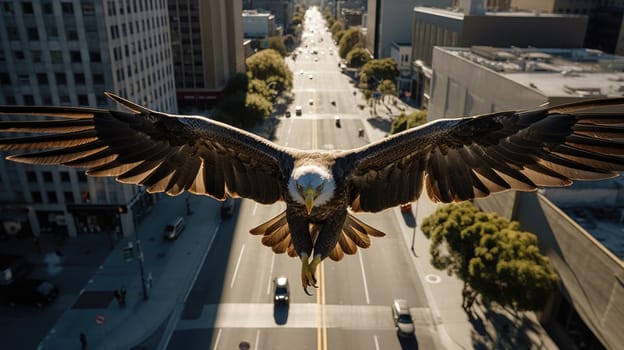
[303,187,317,215]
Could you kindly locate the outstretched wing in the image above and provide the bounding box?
[342,98,624,212]
[0,92,292,203]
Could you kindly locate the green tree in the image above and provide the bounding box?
[345,47,370,68]
[359,58,399,90]
[268,36,287,57]
[246,49,293,93]
[330,21,344,38]
[338,27,362,58]
[378,79,397,101]
[421,202,558,313]
[390,110,428,134]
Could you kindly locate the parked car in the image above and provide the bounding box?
[0,255,33,285]
[273,276,289,305]
[391,299,415,337]
[163,217,185,240]
[221,197,235,219]
[3,278,59,308]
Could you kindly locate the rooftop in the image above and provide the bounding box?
[415,6,580,19]
[446,46,624,98]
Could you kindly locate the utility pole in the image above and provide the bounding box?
[134,231,149,300]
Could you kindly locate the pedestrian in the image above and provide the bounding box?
[119,287,127,306]
[79,332,87,350]
[113,290,121,305]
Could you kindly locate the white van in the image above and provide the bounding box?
[163,217,185,240]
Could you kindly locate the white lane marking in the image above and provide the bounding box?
[266,253,276,295]
[358,250,371,305]
[212,328,222,350]
[373,335,380,350]
[252,202,258,216]
[230,244,246,289]
[254,329,260,350]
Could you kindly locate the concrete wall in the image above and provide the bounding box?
[476,192,624,350]
[428,47,546,119]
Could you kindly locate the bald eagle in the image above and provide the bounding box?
[1,93,623,294]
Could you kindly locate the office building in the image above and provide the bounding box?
[0,0,177,239]
[429,45,624,349]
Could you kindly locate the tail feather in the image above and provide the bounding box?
[249,211,386,262]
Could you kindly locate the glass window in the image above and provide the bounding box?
[27,27,38,40]
[42,171,53,182]
[64,191,75,203]
[47,191,58,203]
[70,51,81,63]
[55,73,67,84]
[61,2,73,14]
[60,171,71,182]
[50,50,63,64]
[31,191,42,203]
[21,2,34,14]
[6,26,19,41]
[26,171,37,183]
[37,73,48,84]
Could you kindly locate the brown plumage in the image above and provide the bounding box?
[1,93,623,294]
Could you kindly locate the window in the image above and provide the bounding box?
[31,191,42,203]
[78,172,87,182]
[78,94,88,105]
[93,73,104,84]
[61,2,74,14]
[64,191,75,203]
[21,2,34,14]
[70,51,81,63]
[42,171,53,182]
[0,73,10,84]
[42,2,53,14]
[47,191,58,203]
[27,27,38,40]
[23,95,34,105]
[60,171,71,182]
[26,171,37,183]
[89,51,101,62]
[32,50,41,63]
[55,73,66,84]
[37,73,48,84]
[14,51,25,60]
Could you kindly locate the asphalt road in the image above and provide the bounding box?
[164,7,439,350]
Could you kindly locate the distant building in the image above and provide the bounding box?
[389,42,412,93]
[0,0,177,239]
[340,8,364,28]
[168,0,245,111]
[244,0,293,30]
[243,10,277,39]
[511,0,624,55]
[410,4,587,108]
[430,45,624,350]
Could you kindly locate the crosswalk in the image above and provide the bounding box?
[176,303,435,330]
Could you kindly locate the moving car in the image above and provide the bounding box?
[308,98,314,105]
[273,276,289,305]
[163,217,185,240]
[3,278,59,308]
[334,116,341,128]
[295,105,302,116]
[391,299,415,337]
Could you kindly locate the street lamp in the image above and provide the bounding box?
[410,200,420,257]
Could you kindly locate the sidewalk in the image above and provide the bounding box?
[362,109,559,350]
[37,194,222,350]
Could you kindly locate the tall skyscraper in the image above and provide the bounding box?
[0,0,177,239]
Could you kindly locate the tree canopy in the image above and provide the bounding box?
[268,36,287,57]
[390,110,428,134]
[345,47,370,68]
[338,27,362,59]
[421,202,559,312]
[246,49,293,93]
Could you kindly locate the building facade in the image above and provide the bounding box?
[428,45,624,349]
[168,0,245,111]
[410,4,587,108]
[0,0,177,240]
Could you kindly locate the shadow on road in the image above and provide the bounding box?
[273,302,289,325]
[397,332,419,349]
[366,116,391,135]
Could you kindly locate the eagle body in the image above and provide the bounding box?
[1,93,624,293]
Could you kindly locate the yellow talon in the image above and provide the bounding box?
[301,255,321,295]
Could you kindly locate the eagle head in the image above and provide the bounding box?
[288,164,336,215]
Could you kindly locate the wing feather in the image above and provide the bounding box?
[344,98,624,211]
[0,93,292,203]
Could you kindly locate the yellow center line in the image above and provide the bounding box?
[311,113,327,350]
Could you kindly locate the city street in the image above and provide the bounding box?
[162,7,438,350]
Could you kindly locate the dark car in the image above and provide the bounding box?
[392,299,415,337]
[0,255,33,285]
[221,197,235,218]
[4,279,59,308]
[273,276,289,305]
